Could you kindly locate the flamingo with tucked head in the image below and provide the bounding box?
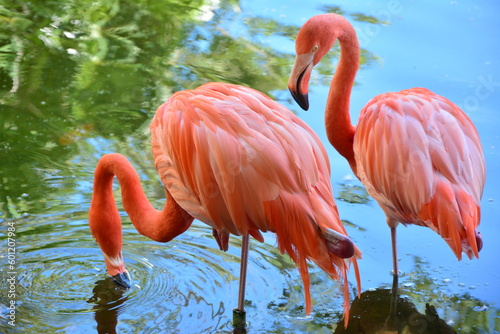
[288,13,485,291]
[89,82,361,325]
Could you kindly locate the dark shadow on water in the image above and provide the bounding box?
[87,278,128,334]
[335,288,456,334]
[86,277,248,334]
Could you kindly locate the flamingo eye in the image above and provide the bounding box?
[311,45,319,53]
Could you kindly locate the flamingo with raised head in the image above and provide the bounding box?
[288,13,485,286]
[89,82,361,324]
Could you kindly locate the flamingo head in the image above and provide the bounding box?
[288,14,346,110]
[89,211,132,288]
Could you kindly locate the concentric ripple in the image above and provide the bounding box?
[6,210,492,333]
[2,215,346,333]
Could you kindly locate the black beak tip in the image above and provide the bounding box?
[338,238,355,259]
[111,271,132,289]
[289,88,309,111]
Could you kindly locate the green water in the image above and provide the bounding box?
[1,0,499,333]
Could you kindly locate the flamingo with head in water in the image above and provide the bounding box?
[89,82,361,325]
[288,13,485,287]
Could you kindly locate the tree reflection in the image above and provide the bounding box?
[1,1,497,333]
[331,256,496,333]
[337,183,371,205]
[335,288,457,334]
[400,257,496,333]
[0,1,384,217]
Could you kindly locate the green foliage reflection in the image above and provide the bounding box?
[0,0,380,216]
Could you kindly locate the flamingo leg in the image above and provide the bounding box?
[390,226,399,278]
[388,225,399,327]
[233,234,250,329]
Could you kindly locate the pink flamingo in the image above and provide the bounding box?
[89,82,361,324]
[288,13,485,287]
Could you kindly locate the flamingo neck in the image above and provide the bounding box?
[89,153,193,256]
[325,23,359,171]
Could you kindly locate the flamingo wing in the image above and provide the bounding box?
[354,88,485,259]
[151,82,330,234]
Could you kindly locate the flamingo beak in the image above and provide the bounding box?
[323,228,355,259]
[288,52,315,111]
[103,252,132,288]
[475,229,483,253]
[112,271,131,289]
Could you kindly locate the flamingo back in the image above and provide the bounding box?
[150,82,361,314]
[353,88,485,259]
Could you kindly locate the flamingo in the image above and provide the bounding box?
[89,82,362,325]
[288,13,485,296]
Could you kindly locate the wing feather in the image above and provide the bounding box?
[354,88,485,258]
[150,82,361,315]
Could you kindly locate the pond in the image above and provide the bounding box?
[1,0,499,333]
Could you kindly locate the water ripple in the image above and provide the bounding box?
[3,216,330,333]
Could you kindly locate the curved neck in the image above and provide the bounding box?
[89,153,193,258]
[325,23,359,171]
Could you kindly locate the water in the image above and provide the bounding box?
[1,0,499,333]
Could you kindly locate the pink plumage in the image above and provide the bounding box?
[288,14,485,274]
[89,81,361,322]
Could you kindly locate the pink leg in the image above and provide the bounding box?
[237,234,250,311]
[388,225,399,326]
[233,234,250,329]
[391,226,399,277]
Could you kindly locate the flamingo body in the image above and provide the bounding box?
[153,82,329,240]
[288,13,485,263]
[89,82,361,317]
[354,88,485,259]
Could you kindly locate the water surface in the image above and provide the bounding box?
[1,0,499,333]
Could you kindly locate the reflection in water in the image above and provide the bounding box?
[337,182,371,205]
[0,213,496,332]
[0,0,382,217]
[336,288,456,334]
[87,278,128,334]
[0,0,499,333]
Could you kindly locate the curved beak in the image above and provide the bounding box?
[288,52,315,111]
[104,252,131,288]
[322,228,355,259]
[112,271,131,289]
